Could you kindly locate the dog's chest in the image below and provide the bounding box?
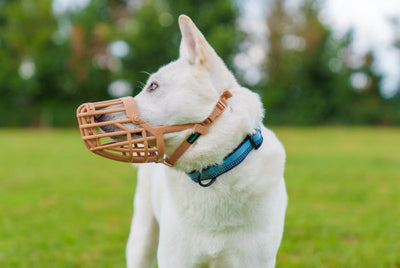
[152,169,277,267]
[152,168,266,231]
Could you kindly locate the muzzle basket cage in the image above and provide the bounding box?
[76,91,232,165]
[77,98,162,163]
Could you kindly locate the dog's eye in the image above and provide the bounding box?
[147,82,159,92]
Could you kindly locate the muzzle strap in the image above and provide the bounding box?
[163,90,232,166]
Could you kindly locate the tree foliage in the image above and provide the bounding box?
[0,0,242,126]
[120,0,242,92]
[261,0,398,125]
[0,0,398,127]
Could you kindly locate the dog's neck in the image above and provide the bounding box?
[164,86,264,173]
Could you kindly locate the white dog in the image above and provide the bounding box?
[122,15,287,268]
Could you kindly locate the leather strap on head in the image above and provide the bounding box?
[163,90,232,166]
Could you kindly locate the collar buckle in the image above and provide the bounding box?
[247,129,262,150]
[187,127,263,187]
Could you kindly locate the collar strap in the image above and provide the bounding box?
[163,91,232,166]
[187,128,263,187]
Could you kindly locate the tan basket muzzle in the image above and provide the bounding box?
[76,91,232,166]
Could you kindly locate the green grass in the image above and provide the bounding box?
[274,127,400,267]
[0,129,135,267]
[0,127,399,267]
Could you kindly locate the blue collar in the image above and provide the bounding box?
[187,128,263,187]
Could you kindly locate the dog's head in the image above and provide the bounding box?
[97,15,236,130]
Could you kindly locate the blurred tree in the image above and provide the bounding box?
[0,0,398,126]
[350,52,386,124]
[0,0,242,126]
[262,0,391,125]
[386,17,400,124]
[119,0,242,93]
[66,1,122,100]
[0,0,62,126]
[263,0,352,124]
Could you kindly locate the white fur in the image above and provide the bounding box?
[126,15,287,268]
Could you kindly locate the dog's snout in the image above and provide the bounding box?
[94,113,104,122]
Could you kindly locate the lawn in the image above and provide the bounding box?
[0,127,399,267]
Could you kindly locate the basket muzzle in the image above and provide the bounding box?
[76,91,232,166]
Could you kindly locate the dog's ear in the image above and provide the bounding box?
[178,15,209,65]
[178,15,237,93]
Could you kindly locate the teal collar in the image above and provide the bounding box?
[187,128,263,187]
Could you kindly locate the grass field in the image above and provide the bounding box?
[0,127,399,267]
